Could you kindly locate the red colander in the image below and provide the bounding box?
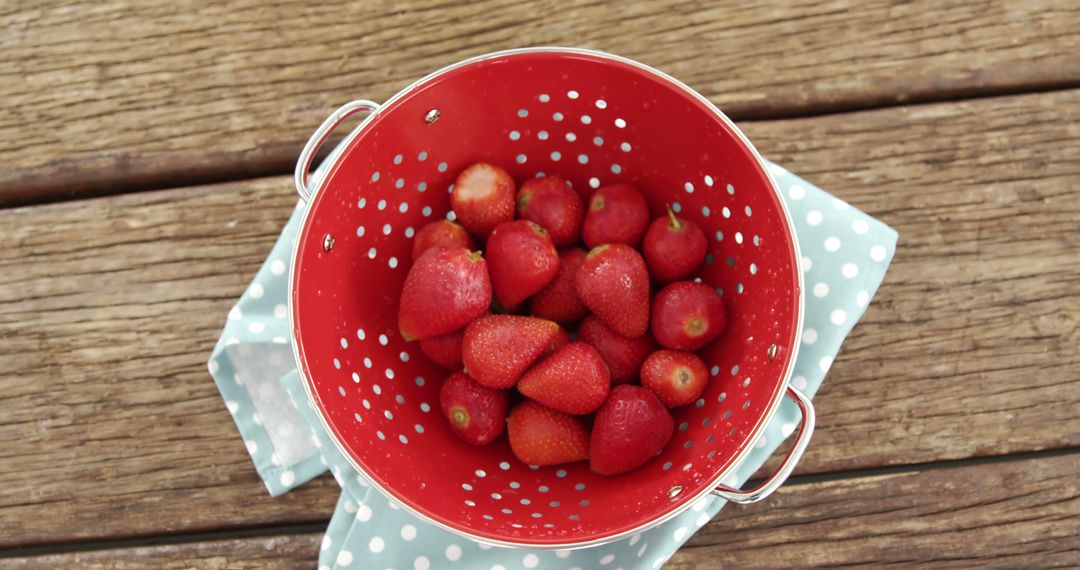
[289,48,813,549]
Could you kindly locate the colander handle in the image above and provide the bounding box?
[711,386,815,504]
[294,100,381,202]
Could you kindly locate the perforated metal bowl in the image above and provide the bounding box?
[289,47,812,549]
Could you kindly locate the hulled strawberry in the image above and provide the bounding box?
[398,247,491,341]
[651,281,727,350]
[507,400,590,466]
[486,220,560,310]
[440,371,509,446]
[411,220,477,261]
[516,175,585,247]
[450,162,516,240]
[578,316,656,385]
[640,350,709,407]
[642,207,707,282]
[517,342,610,414]
[590,385,674,475]
[462,315,559,389]
[582,184,650,248]
[576,244,650,337]
[530,248,588,324]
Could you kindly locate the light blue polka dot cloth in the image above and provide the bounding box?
[208,158,897,568]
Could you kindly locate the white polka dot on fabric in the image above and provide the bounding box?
[788,184,806,200]
[356,504,373,522]
[244,440,257,454]
[696,512,711,527]
[270,260,287,276]
[522,553,539,568]
[852,219,869,234]
[782,422,797,437]
[336,550,353,566]
[401,524,417,540]
[819,356,834,372]
[824,236,841,252]
[802,328,818,344]
[279,470,295,486]
[833,198,850,210]
[491,565,506,570]
[806,210,823,226]
[673,526,688,541]
[414,556,430,570]
[600,553,615,565]
[871,245,888,262]
[446,544,462,561]
[813,282,829,298]
[249,283,264,299]
[792,375,808,390]
[856,290,870,306]
[556,549,572,558]
[801,256,813,272]
[321,535,332,551]
[344,499,357,513]
[831,309,847,325]
[273,304,287,319]
[208,359,220,374]
[368,537,384,553]
[228,306,242,321]
[842,263,859,278]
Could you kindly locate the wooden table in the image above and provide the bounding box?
[2,2,1079,567]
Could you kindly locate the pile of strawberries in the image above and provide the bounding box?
[397,163,727,476]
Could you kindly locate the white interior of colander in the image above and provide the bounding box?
[292,49,801,547]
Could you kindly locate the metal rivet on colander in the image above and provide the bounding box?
[424,109,440,125]
[323,233,335,252]
[667,486,683,499]
[767,343,779,361]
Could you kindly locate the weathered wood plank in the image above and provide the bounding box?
[1,89,1077,546]
[5,454,1076,568]
[2,0,1079,204]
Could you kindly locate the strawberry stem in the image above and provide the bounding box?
[666,205,683,230]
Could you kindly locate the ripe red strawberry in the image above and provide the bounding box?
[576,244,650,338]
[440,371,509,446]
[590,385,674,475]
[578,316,656,385]
[651,281,727,350]
[582,184,650,248]
[398,247,491,341]
[516,175,585,247]
[418,329,464,369]
[643,207,707,283]
[530,248,588,324]
[507,400,590,466]
[640,350,709,407]
[450,162,516,240]
[411,220,476,261]
[517,343,610,414]
[541,326,571,358]
[462,315,559,388]
[486,220,560,310]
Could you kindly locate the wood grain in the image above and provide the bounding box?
[4,454,1076,568]
[2,0,1079,205]
[1,89,1077,547]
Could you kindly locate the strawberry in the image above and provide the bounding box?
[462,315,559,388]
[582,184,650,248]
[450,162,516,240]
[575,244,650,338]
[578,316,656,385]
[640,350,709,407]
[541,326,571,358]
[411,220,477,261]
[418,329,464,369]
[651,281,727,350]
[507,400,590,466]
[517,343,610,414]
[590,385,674,475]
[516,175,585,247]
[485,220,560,310]
[398,247,491,341]
[530,248,588,324]
[440,371,509,446]
[643,207,707,283]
